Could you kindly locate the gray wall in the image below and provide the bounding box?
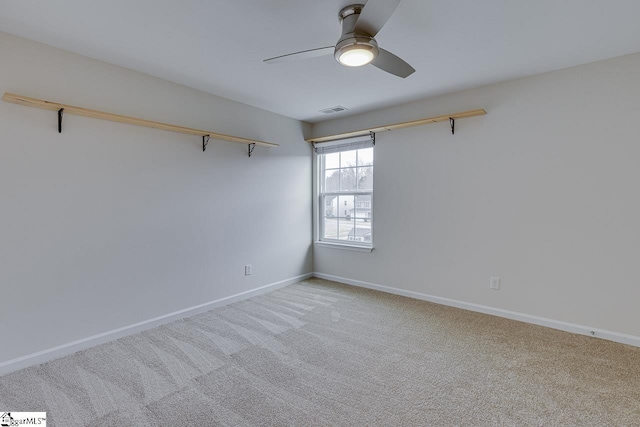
[0,33,313,363]
[311,52,640,338]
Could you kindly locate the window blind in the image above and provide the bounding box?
[313,133,374,154]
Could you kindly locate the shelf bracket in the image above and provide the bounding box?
[58,108,64,133]
[449,117,455,135]
[202,135,210,152]
[248,143,256,158]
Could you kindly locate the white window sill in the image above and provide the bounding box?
[314,241,374,253]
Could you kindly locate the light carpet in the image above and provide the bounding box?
[1,278,639,426]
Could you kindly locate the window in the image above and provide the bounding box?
[316,136,373,247]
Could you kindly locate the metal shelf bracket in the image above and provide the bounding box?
[58,108,64,133]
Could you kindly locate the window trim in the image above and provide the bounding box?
[315,145,374,250]
[314,241,374,252]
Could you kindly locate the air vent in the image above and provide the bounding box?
[320,105,348,114]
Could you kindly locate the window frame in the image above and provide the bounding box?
[316,146,374,250]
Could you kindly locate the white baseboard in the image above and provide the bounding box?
[313,272,640,349]
[0,273,313,376]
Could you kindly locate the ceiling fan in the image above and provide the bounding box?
[263,0,415,78]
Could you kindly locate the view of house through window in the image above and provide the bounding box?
[319,146,373,245]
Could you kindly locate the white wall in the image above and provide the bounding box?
[0,32,313,364]
[311,52,640,339]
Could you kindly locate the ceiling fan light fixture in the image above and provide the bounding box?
[334,36,379,67]
[264,1,414,77]
[338,46,375,67]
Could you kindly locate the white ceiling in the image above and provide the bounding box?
[2,0,640,123]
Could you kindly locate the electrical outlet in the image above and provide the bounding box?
[490,276,500,290]
[245,264,252,276]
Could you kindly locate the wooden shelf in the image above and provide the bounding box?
[306,109,486,143]
[2,93,278,148]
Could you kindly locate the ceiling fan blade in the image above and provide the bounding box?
[355,0,402,37]
[370,48,415,78]
[263,46,334,64]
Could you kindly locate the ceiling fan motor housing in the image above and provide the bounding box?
[334,4,379,66]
